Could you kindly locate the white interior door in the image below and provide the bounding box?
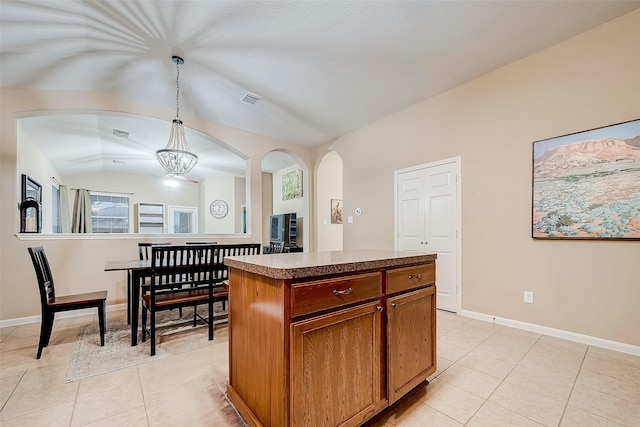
[396,159,460,312]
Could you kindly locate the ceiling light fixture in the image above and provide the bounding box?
[156,55,198,176]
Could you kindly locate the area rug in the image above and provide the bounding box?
[66,307,227,382]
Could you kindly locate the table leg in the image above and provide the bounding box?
[127,270,132,324]
[131,270,141,346]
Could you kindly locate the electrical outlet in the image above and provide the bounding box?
[524,291,534,304]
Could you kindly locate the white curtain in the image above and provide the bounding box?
[72,189,92,233]
[59,185,71,233]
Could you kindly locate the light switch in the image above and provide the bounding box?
[347,216,353,223]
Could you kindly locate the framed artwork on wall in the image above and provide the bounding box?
[331,199,343,224]
[282,169,303,200]
[532,118,640,240]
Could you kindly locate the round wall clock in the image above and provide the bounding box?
[209,199,228,219]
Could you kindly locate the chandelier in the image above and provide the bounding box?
[156,55,198,176]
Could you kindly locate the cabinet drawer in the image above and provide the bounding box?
[386,263,435,294]
[291,272,382,317]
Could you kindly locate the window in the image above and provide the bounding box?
[167,206,198,234]
[90,192,129,233]
[52,185,61,233]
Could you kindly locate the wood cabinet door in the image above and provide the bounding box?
[387,286,436,404]
[290,301,383,427]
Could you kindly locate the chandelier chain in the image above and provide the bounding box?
[175,60,180,120]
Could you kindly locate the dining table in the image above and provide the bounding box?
[104,259,151,346]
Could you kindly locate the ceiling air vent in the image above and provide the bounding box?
[112,129,130,138]
[240,93,262,105]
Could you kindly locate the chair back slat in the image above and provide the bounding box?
[138,242,172,261]
[149,245,217,307]
[212,243,261,282]
[28,246,56,306]
[269,242,285,254]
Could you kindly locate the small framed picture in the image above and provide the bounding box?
[331,199,343,224]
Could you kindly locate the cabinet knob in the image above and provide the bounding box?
[408,273,421,280]
[333,287,353,296]
[376,305,383,311]
[391,302,397,308]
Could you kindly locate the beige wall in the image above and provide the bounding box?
[319,10,640,346]
[19,132,63,233]
[261,172,273,246]
[272,164,310,248]
[0,90,311,320]
[2,10,639,351]
[316,151,343,251]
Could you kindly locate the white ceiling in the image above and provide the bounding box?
[2,0,639,178]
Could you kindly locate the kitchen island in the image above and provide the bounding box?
[224,250,437,427]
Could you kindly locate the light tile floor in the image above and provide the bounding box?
[1,309,638,426]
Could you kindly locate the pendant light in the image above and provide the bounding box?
[156,55,198,176]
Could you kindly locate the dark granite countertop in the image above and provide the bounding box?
[224,250,437,280]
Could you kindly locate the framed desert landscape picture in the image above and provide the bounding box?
[532,118,640,240]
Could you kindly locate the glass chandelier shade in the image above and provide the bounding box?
[156,56,198,176]
[156,119,198,175]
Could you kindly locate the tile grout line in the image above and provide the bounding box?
[465,332,546,426]
[435,318,517,425]
[556,343,589,426]
[0,369,27,414]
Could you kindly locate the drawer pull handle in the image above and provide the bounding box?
[391,302,397,308]
[408,273,422,280]
[376,305,383,311]
[333,287,353,296]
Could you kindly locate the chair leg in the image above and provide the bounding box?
[150,310,156,356]
[43,312,55,346]
[141,306,147,342]
[208,300,214,341]
[98,301,106,346]
[36,311,53,359]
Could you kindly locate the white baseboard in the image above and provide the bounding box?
[459,309,640,356]
[0,303,128,328]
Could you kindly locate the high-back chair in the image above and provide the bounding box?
[214,243,261,283]
[28,246,107,359]
[138,242,172,261]
[268,241,286,254]
[141,244,225,356]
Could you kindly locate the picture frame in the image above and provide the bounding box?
[331,199,343,224]
[282,169,303,200]
[532,118,640,240]
[21,174,42,202]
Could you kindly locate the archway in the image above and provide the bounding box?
[261,150,310,251]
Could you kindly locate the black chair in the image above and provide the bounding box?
[141,244,225,356]
[28,246,107,359]
[211,243,261,310]
[138,242,172,261]
[268,242,286,254]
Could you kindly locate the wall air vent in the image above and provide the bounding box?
[240,93,262,105]
[112,129,130,138]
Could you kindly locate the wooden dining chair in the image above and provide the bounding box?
[28,246,107,359]
[141,244,226,356]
